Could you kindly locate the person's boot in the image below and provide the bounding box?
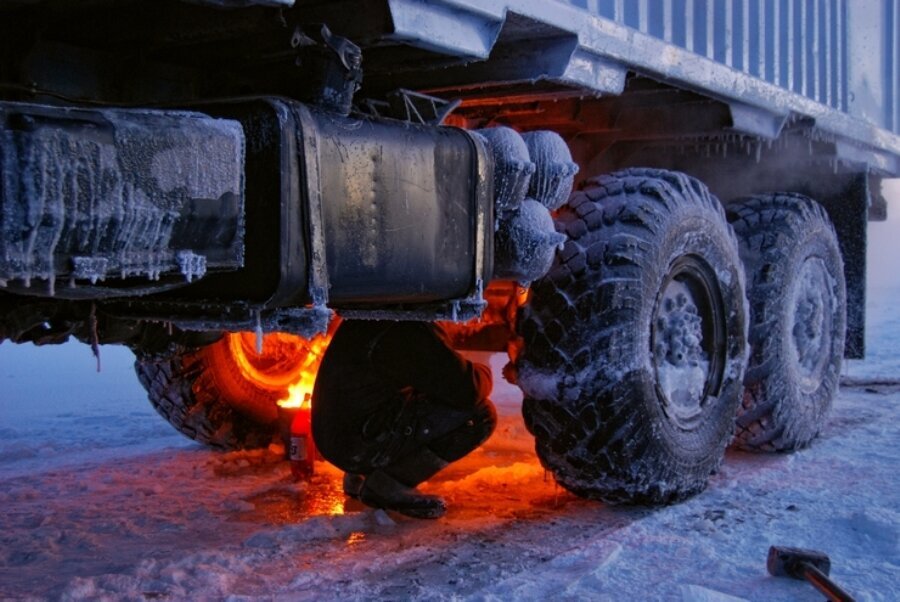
[342,472,365,500]
[357,447,450,519]
[359,469,447,519]
[384,447,449,487]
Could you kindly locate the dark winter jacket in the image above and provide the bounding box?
[312,320,492,470]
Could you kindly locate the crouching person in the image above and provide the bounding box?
[312,320,496,519]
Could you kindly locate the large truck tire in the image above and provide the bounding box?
[516,168,748,505]
[135,331,331,450]
[727,194,846,452]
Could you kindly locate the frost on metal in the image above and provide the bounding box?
[493,199,566,284]
[0,103,245,292]
[481,127,572,284]
[521,131,578,211]
[474,127,534,217]
[654,291,710,410]
[176,251,208,283]
[71,257,110,285]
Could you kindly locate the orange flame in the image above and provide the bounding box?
[221,325,335,414]
[274,331,333,410]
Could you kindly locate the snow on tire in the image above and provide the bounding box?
[727,194,846,452]
[516,168,748,505]
[135,343,278,451]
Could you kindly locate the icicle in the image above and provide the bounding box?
[166,321,173,336]
[755,143,762,164]
[89,303,101,373]
[255,310,264,355]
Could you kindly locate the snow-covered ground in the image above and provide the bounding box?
[1,303,898,601]
[0,184,898,600]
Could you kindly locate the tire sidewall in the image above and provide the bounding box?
[201,338,282,425]
[746,212,846,444]
[518,169,748,503]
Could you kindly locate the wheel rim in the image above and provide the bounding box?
[789,256,834,393]
[651,255,727,429]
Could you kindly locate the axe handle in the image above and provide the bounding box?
[800,562,856,602]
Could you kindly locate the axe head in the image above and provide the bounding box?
[767,546,832,579]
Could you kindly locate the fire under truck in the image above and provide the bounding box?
[1,0,898,504]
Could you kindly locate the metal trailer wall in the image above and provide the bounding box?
[560,0,899,136]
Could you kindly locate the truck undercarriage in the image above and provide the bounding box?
[1,0,897,504]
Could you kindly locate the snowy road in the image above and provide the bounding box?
[2,328,899,601]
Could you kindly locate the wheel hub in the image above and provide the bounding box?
[652,256,726,428]
[790,257,834,392]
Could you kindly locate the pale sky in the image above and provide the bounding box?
[868,179,900,289]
